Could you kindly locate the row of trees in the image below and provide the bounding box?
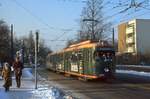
[0,20,11,63]
[0,20,52,66]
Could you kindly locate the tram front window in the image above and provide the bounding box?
[94,51,114,75]
[94,52,113,62]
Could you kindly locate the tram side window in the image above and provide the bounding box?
[58,54,63,62]
[50,55,53,62]
[77,53,83,60]
[70,54,78,62]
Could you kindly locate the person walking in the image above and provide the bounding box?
[1,62,12,92]
[13,57,23,88]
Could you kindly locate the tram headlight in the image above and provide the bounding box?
[104,68,109,72]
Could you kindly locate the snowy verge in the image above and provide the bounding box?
[116,70,150,77]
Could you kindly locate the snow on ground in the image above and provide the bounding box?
[22,68,34,79]
[0,68,74,99]
[117,65,150,68]
[116,70,150,77]
[30,84,75,99]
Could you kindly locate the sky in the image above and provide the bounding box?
[0,0,150,51]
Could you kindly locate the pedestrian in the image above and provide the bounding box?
[13,57,23,88]
[1,62,12,92]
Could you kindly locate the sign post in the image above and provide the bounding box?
[35,31,39,89]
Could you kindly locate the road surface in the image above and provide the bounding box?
[38,68,150,99]
[1,67,150,99]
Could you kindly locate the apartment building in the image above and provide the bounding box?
[118,19,150,55]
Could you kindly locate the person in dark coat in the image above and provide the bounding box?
[13,57,23,88]
[1,62,12,92]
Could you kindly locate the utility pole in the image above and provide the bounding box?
[35,31,39,89]
[22,40,24,67]
[91,19,94,40]
[91,0,95,40]
[112,28,115,48]
[10,24,14,64]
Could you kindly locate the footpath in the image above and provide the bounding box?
[0,68,72,99]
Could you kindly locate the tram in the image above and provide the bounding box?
[46,40,115,80]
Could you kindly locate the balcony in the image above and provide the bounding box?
[126,28,134,34]
[127,47,135,53]
[126,37,134,44]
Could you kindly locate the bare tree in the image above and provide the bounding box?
[38,39,52,65]
[0,20,11,63]
[26,31,35,56]
[14,31,52,65]
[79,0,112,41]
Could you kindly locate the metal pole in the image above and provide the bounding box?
[35,31,38,89]
[22,40,24,67]
[10,24,14,64]
[112,28,115,48]
[92,20,94,40]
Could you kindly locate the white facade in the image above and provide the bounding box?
[122,19,150,55]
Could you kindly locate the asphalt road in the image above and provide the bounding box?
[37,68,150,99]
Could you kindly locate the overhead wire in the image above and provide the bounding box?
[112,7,150,28]
[116,1,150,24]
[9,0,78,45]
[10,0,125,40]
[6,0,118,50]
[10,0,74,32]
[9,0,150,47]
[104,2,150,26]
[51,32,68,42]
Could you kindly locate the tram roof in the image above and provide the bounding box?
[64,40,97,51]
[48,40,113,55]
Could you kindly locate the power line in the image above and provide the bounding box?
[49,0,150,47]
[87,0,150,23]
[10,0,74,32]
[11,0,117,41]
[58,0,87,3]
[9,0,78,44]
[112,7,150,28]
[51,32,68,42]
[121,5,150,22]
[10,0,150,44]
